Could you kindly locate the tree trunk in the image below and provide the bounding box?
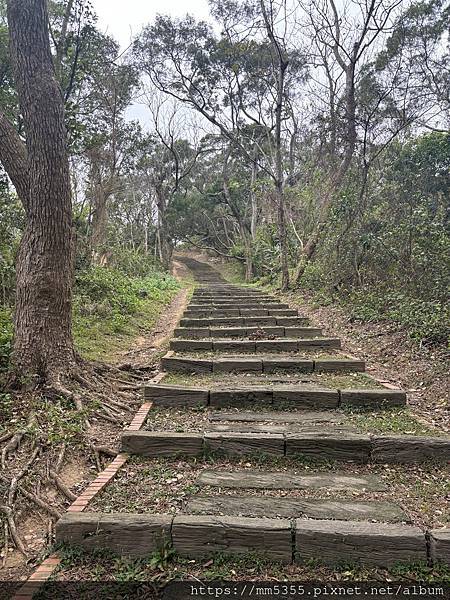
[90,187,109,265]
[260,0,290,291]
[250,159,258,239]
[6,0,76,380]
[293,56,358,287]
[276,185,290,291]
[156,192,172,270]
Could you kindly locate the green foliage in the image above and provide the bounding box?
[0,307,12,371]
[0,187,23,305]
[73,260,180,360]
[298,132,450,347]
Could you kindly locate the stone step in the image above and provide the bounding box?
[193,289,265,295]
[179,316,310,327]
[187,303,290,310]
[145,384,339,408]
[209,411,345,423]
[172,515,292,562]
[170,337,341,352]
[206,423,353,434]
[144,383,405,409]
[174,326,323,339]
[161,354,365,374]
[197,469,388,491]
[186,495,409,522]
[295,520,426,566]
[56,512,439,566]
[56,513,172,557]
[121,431,450,463]
[183,309,298,318]
[191,297,276,303]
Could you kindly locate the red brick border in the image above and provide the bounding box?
[11,554,61,600]
[11,372,166,599]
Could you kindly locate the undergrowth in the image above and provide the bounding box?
[0,262,180,369]
[50,545,450,585]
[73,265,180,361]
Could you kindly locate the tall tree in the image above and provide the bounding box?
[0,0,75,383]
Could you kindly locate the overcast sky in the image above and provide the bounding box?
[92,0,212,49]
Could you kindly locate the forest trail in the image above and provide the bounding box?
[54,257,450,575]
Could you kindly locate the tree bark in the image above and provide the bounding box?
[156,191,172,270]
[6,0,76,380]
[90,187,109,265]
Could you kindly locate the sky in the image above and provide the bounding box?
[91,0,213,127]
[92,0,212,50]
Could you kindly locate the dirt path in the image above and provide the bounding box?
[117,286,190,369]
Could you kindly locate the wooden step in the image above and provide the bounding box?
[186,495,409,522]
[169,338,341,352]
[197,469,388,491]
[161,354,365,374]
[144,384,405,410]
[179,316,310,327]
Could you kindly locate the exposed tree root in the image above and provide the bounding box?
[94,445,117,457]
[1,431,25,470]
[0,505,27,558]
[48,470,77,502]
[0,432,13,444]
[1,355,150,563]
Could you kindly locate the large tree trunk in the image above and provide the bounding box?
[6,0,76,380]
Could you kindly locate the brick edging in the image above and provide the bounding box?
[11,554,61,600]
[12,372,164,598]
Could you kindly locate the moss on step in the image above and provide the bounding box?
[162,371,381,389]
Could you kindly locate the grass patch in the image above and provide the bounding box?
[73,265,180,361]
[346,407,438,436]
[162,371,381,389]
[0,261,181,369]
[50,545,450,586]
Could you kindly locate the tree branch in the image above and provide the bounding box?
[0,110,29,211]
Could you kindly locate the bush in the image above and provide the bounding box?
[0,307,12,372]
[73,264,180,358]
[346,287,449,346]
[107,248,166,279]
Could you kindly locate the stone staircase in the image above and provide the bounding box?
[56,256,450,570]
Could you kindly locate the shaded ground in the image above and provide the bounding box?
[0,285,190,582]
[88,454,449,529]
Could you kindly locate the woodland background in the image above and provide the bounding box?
[0,0,449,381]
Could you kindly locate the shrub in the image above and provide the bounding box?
[0,307,12,371]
